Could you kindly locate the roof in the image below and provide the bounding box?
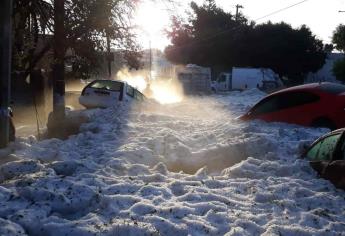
[309,128,345,147]
[278,83,321,92]
[272,82,345,95]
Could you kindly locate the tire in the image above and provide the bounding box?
[311,118,336,130]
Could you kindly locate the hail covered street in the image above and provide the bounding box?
[0,89,344,236]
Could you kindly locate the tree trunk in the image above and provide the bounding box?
[48,0,66,138]
[0,0,13,148]
[52,0,65,119]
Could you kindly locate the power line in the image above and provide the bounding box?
[255,0,310,22]
[166,0,311,51]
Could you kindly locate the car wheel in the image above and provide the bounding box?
[311,118,336,130]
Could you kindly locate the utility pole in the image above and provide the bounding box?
[106,33,112,78]
[235,4,243,22]
[49,0,66,137]
[0,0,12,148]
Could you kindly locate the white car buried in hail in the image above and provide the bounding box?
[79,79,145,109]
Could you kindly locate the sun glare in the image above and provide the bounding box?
[134,1,171,49]
[116,69,184,105]
[116,69,148,92]
[150,79,184,104]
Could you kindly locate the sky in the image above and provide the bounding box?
[134,0,345,50]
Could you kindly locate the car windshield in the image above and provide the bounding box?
[90,80,123,91]
[319,83,345,95]
[306,133,342,161]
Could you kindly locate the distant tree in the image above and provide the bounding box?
[165,1,249,68]
[332,24,345,52]
[12,0,141,80]
[12,0,54,77]
[203,0,217,10]
[63,0,141,78]
[332,24,345,82]
[165,1,325,85]
[324,44,334,53]
[244,23,325,84]
[333,59,345,82]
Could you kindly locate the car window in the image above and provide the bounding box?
[126,85,134,97]
[306,133,341,161]
[282,92,319,108]
[90,80,122,91]
[134,89,144,101]
[262,81,277,90]
[250,95,281,115]
[251,91,319,116]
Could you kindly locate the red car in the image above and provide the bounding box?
[240,82,345,130]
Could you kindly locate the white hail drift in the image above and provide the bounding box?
[0,89,344,236]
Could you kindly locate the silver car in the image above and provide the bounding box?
[79,80,145,109]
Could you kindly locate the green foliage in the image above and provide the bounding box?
[332,24,345,52]
[332,24,345,83]
[12,0,141,79]
[165,1,326,85]
[12,0,54,72]
[166,1,248,67]
[63,0,142,78]
[245,23,325,85]
[333,58,345,82]
[324,44,334,53]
